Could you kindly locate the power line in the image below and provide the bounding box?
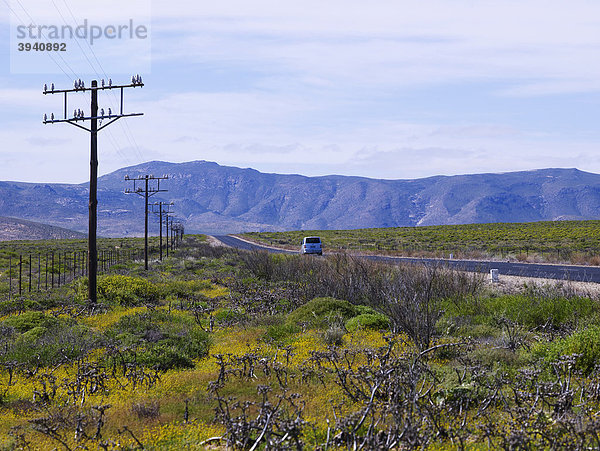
[9,0,134,166]
[11,0,80,78]
[11,0,145,166]
[11,0,147,167]
[46,0,142,164]
[58,0,147,162]
[3,0,74,81]
[49,0,102,76]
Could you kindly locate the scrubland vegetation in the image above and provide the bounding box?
[1,235,600,449]
[245,220,600,265]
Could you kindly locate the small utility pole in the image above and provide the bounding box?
[165,213,170,258]
[167,216,177,252]
[173,222,184,247]
[43,76,144,303]
[150,201,174,260]
[125,175,168,270]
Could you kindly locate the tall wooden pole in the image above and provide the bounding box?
[159,203,163,261]
[89,80,98,303]
[144,175,149,270]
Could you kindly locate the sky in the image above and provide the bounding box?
[0,0,599,183]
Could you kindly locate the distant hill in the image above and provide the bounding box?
[1,161,600,235]
[0,216,86,241]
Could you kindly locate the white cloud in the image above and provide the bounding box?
[147,1,600,95]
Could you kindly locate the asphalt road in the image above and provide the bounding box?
[212,235,600,283]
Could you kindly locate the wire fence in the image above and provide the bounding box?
[2,248,146,300]
[0,237,184,301]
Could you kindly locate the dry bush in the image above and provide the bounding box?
[131,401,160,420]
[515,253,530,262]
[372,264,483,350]
[183,241,234,260]
[240,250,484,349]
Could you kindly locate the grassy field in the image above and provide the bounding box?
[1,235,600,448]
[243,220,600,264]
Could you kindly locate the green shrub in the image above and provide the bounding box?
[287,297,358,329]
[354,305,380,316]
[452,322,499,339]
[3,311,59,332]
[0,300,15,315]
[443,293,598,330]
[106,310,211,370]
[345,313,390,332]
[213,308,247,324]
[1,323,99,367]
[138,344,195,371]
[97,275,160,306]
[485,294,597,328]
[21,326,47,342]
[160,279,213,298]
[265,323,300,342]
[533,325,600,374]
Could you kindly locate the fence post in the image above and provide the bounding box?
[37,254,41,291]
[19,255,22,297]
[8,256,11,300]
[28,254,32,292]
[51,252,55,288]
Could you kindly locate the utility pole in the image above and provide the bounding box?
[170,220,183,249]
[173,222,184,246]
[168,216,175,251]
[125,175,168,270]
[171,221,174,249]
[164,213,170,258]
[150,201,174,260]
[43,76,144,303]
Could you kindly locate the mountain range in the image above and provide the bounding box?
[1,161,600,236]
[0,216,86,241]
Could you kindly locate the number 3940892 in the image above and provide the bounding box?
[18,42,66,51]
